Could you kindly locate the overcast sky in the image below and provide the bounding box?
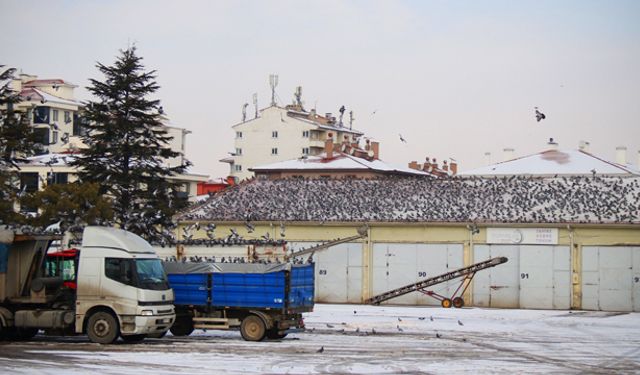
[2,0,639,177]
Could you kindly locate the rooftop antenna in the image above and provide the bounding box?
[294,86,303,109]
[253,93,258,119]
[269,74,278,106]
[242,103,248,122]
[338,105,346,127]
[349,110,354,129]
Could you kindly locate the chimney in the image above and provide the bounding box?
[484,152,492,165]
[503,148,515,161]
[442,160,449,172]
[371,141,379,159]
[325,133,334,159]
[408,161,419,170]
[547,138,558,150]
[615,146,627,165]
[309,109,317,119]
[579,140,590,152]
[450,161,458,175]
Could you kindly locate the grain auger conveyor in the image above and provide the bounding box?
[365,257,508,308]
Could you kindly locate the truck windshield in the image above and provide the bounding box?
[134,259,170,291]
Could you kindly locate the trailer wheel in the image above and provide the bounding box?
[170,316,194,336]
[14,328,39,341]
[121,334,147,343]
[452,297,465,308]
[266,328,287,340]
[240,315,266,341]
[441,298,452,308]
[87,311,119,344]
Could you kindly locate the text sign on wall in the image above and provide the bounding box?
[486,228,558,245]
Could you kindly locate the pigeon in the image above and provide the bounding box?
[316,346,324,353]
[397,325,403,332]
[397,317,402,322]
[399,134,407,143]
[430,316,434,322]
[418,317,426,320]
[436,332,441,339]
[371,328,376,334]
[353,310,357,315]
[355,327,360,333]
[458,320,464,326]
[535,107,546,122]
[326,323,334,328]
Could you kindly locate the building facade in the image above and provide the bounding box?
[8,73,208,202]
[223,105,365,181]
[172,166,640,312]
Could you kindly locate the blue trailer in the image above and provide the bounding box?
[163,262,314,341]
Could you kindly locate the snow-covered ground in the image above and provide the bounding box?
[1,304,639,374]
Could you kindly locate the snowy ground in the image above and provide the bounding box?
[1,304,639,374]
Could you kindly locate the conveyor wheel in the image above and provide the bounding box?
[441,298,452,308]
[452,297,465,308]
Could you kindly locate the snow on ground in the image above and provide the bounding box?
[1,304,639,374]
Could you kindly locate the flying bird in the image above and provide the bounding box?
[399,134,407,143]
[458,320,464,326]
[535,107,546,122]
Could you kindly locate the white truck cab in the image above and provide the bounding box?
[0,226,175,344]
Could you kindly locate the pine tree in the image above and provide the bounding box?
[23,182,114,231]
[0,65,38,225]
[71,47,190,241]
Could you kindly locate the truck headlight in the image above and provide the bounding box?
[141,310,154,316]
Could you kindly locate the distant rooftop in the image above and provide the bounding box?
[461,149,639,176]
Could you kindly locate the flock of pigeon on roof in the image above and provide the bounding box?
[178,174,640,225]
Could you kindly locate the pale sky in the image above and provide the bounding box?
[2,0,639,178]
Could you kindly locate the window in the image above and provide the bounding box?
[236,131,243,139]
[52,130,58,144]
[271,148,278,155]
[47,172,68,185]
[302,147,309,155]
[33,127,50,145]
[302,130,310,138]
[105,258,135,286]
[105,258,169,290]
[72,113,85,136]
[272,131,278,138]
[64,111,71,123]
[52,109,59,122]
[235,165,242,172]
[20,173,39,193]
[33,106,50,123]
[235,148,242,156]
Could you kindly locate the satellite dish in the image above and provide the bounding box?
[350,148,356,155]
[341,144,347,152]
[367,150,374,158]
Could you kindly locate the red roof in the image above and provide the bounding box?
[24,79,66,86]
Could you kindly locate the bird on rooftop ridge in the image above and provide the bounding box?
[535,107,546,122]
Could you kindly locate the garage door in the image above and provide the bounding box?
[582,246,640,312]
[473,245,570,309]
[289,242,362,303]
[372,243,463,305]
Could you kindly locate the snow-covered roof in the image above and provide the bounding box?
[177,175,640,224]
[20,153,78,166]
[250,153,430,176]
[460,149,638,176]
[20,88,80,107]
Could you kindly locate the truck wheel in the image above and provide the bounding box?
[147,331,167,339]
[241,315,266,341]
[14,328,39,341]
[266,328,287,340]
[121,334,147,343]
[87,311,119,344]
[169,317,194,336]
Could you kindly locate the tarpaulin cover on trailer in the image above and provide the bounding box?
[162,262,292,274]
